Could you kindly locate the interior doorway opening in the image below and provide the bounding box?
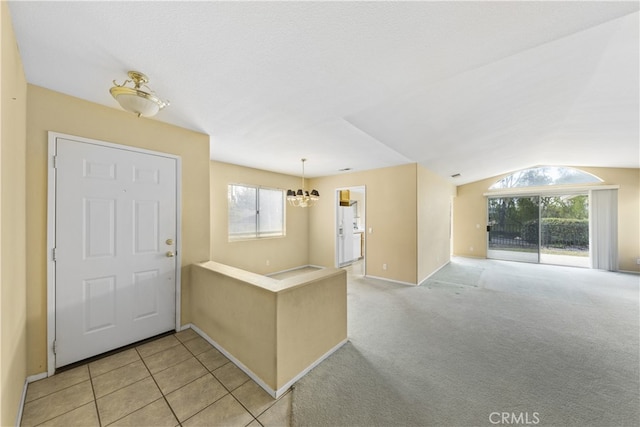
[335,186,366,274]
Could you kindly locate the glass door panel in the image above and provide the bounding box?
[487,196,539,263]
[539,195,590,267]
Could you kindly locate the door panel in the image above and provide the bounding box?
[55,138,177,368]
[83,198,116,258]
[487,196,539,263]
[83,275,116,333]
[539,195,590,267]
[133,269,160,320]
[134,200,160,253]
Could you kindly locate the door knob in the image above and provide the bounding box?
[166,251,175,258]
[166,239,174,245]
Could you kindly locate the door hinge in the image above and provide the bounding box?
[52,248,57,261]
[53,155,57,169]
[53,340,57,355]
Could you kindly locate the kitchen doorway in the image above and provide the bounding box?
[335,186,366,274]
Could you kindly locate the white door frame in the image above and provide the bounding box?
[46,132,182,376]
[334,185,366,271]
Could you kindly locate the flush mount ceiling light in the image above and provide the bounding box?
[110,71,169,117]
[287,158,320,208]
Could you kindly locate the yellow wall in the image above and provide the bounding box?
[26,85,211,375]
[213,161,455,285]
[276,273,347,387]
[191,263,278,388]
[417,165,457,283]
[309,164,424,284]
[0,2,28,424]
[191,261,347,393]
[453,167,640,272]
[210,161,309,274]
[309,164,419,284]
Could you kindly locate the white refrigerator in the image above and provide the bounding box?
[338,205,354,266]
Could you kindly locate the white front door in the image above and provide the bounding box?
[54,137,178,368]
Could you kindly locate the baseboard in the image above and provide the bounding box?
[16,379,28,427]
[186,323,346,398]
[16,372,48,426]
[187,324,279,398]
[453,254,486,260]
[417,261,451,286]
[274,338,348,397]
[364,275,416,286]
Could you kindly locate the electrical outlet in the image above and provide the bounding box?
[636,258,640,265]
[266,260,270,266]
[383,263,387,270]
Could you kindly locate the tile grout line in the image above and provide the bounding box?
[22,377,86,407]
[87,365,103,427]
[134,345,184,426]
[182,332,282,425]
[177,339,256,426]
[28,332,283,427]
[132,334,230,425]
[24,366,101,427]
[228,387,260,425]
[89,373,150,401]
[23,379,94,426]
[251,387,293,422]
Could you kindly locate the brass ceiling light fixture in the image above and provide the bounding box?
[287,158,320,208]
[110,71,169,117]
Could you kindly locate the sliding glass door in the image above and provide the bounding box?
[487,194,589,267]
[487,196,540,263]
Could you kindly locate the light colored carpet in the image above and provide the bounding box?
[291,258,639,426]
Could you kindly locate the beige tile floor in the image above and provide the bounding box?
[21,329,291,427]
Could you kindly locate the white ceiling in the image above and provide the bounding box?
[8,1,639,184]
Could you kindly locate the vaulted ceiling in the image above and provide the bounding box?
[9,1,639,184]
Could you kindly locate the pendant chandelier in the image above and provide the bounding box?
[287,158,320,208]
[110,71,169,117]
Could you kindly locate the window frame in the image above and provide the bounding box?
[227,183,286,241]
[489,166,602,190]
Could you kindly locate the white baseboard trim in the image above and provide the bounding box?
[187,323,279,398]
[364,275,417,286]
[275,337,348,397]
[417,261,451,287]
[16,379,28,427]
[16,372,47,426]
[186,323,346,398]
[27,372,48,383]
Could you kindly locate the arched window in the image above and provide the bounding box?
[489,166,602,190]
